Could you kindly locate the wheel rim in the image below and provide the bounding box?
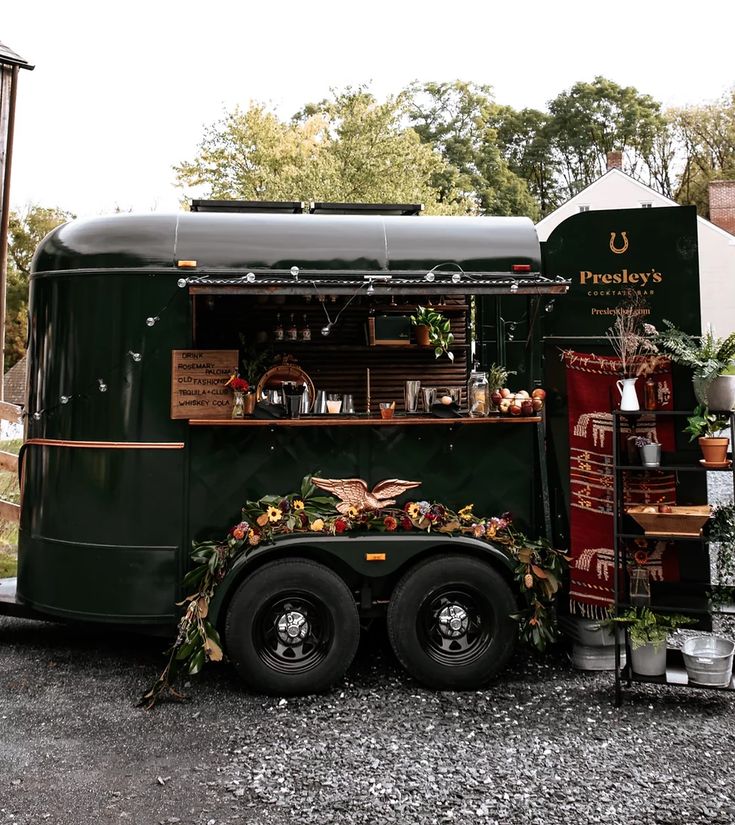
[417,586,494,667]
[253,592,334,674]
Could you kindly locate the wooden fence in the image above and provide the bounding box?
[0,400,20,524]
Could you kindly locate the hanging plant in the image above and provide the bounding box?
[410,305,455,361]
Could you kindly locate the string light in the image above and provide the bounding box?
[290,266,299,280]
[146,316,159,327]
[451,273,461,284]
[425,273,435,282]
[129,351,142,362]
[246,272,255,282]
[177,278,188,288]
[33,412,41,421]
[60,396,70,404]
[98,379,108,392]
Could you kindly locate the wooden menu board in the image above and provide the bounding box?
[171,350,239,419]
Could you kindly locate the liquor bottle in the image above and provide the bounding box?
[287,313,298,341]
[299,314,311,341]
[644,377,657,410]
[273,312,284,342]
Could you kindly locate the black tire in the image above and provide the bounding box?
[387,554,517,690]
[224,558,360,695]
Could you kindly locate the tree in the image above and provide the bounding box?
[175,89,471,214]
[5,205,72,369]
[546,76,668,199]
[671,89,735,216]
[403,81,540,219]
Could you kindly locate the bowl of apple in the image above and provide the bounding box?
[489,387,546,417]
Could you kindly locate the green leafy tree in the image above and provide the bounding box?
[546,76,668,199]
[403,81,540,218]
[175,89,470,214]
[671,88,735,216]
[5,206,73,369]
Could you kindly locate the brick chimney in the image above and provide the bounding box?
[606,150,623,172]
[709,180,735,234]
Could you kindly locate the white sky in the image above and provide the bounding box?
[4,0,735,217]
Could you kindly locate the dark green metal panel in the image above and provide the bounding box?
[188,423,543,544]
[18,269,192,622]
[32,213,541,276]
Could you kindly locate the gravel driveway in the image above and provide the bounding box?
[1,615,734,825]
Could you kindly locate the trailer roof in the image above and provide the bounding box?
[32,211,568,295]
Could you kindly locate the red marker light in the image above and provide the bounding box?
[512,264,532,272]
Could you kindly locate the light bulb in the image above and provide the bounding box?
[366,282,375,296]
[425,273,435,282]
[33,411,41,421]
[98,379,108,392]
[545,300,555,313]
[146,316,158,327]
[290,266,300,278]
[321,323,332,337]
[60,395,70,404]
[246,272,255,282]
[130,351,142,362]
[510,282,519,292]
[177,278,187,288]
[451,273,461,283]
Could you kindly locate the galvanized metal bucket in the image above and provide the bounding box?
[682,636,735,687]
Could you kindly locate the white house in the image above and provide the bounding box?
[535,162,735,336]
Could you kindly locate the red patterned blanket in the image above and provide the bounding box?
[562,351,679,617]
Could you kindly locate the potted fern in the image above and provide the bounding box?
[605,607,691,676]
[654,321,735,410]
[410,305,454,362]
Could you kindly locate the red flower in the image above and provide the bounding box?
[425,513,436,522]
[225,374,250,392]
[384,516,398,531]
[400,516,413,531]
[334,518,348,534]
[403,502,413,512]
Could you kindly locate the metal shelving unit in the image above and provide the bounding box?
[612,409,735,705]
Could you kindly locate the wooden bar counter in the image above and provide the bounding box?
[189,415,542,427]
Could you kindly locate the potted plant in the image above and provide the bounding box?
[605,607,691,676]
[653,321,735,410]
[634,435,661,468]
[684,404,730,465]
[410,305,454,361]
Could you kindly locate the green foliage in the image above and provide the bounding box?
[707,502,735,607]
[0,550,17,577]
[605,606,691,650]
[546,76,667,200]
[671,88,735,217]
[403,81,540,218]
[410,305,454,361]
[175,89,470,214]
[486,363,514,391]
[655,320,735,383]
[6,206,73,369]
[684,405,730,440]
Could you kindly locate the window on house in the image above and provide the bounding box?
[640,202,653,208]
[578,205,590,213]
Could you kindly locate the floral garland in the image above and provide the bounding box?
[140,475,568,708]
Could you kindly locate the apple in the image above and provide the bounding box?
[532,397,544,412]
[658,504,673,513]
[521,400,534,416]
[490,390,503,406]
[509,403,522,416]
[517,390,530,399]
[500,388,511,398]
[499,398,511,413]
[532,388,546,400]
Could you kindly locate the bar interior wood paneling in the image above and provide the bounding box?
[194,294,471,412]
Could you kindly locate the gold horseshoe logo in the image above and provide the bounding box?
[610,231,629,254]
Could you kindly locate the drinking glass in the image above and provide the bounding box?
[380,402,395,420]
[326,393,342,414]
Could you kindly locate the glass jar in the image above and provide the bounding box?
[629,566,651,608]
[231,390,245,419]
[467,371,490,417]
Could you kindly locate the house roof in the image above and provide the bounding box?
[3,354,27,407]
[0,41,33,70]
[536,168,735,243]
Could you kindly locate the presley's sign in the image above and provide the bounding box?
[541,205,700,338]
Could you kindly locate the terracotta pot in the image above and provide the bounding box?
[414,324,431,347]
[699,436,729,465]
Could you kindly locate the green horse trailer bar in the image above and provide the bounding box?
[5,205,569,695]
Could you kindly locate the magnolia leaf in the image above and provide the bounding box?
[516,549,532,564]
[197,597,209,618]
[205,638,223,662]
[256,512,269,527]
[187,648,206,675]
[531,564,548,579]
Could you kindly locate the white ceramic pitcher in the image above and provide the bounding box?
[616,377,640,412]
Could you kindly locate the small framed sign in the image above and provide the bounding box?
[171,350,239,419]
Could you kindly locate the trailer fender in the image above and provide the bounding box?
[206,532,515,628]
